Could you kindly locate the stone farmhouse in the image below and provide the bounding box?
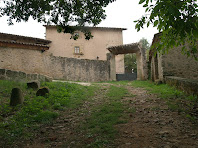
[45,25,126,74]
[1,26,149,82]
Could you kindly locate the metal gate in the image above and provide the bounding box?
[116,73,137,81]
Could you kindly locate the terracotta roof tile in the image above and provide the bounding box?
[0,40,50,47]
[0,40,50,51]
[0,32,51,44]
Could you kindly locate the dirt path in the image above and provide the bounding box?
[26,83,198,148]
[115,86,198,148]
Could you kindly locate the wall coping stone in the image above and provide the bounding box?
[165,76,198,96]
[0,68,52,82]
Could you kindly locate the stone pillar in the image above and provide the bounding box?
[107,53,116,81]
[140,47,148,80]
[136,47,148,80]
[136,51,142,80]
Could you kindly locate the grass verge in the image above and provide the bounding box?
[130,80,198,123]
[0,80,96,146]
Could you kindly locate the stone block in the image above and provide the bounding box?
[0,75,6,80]
[27,74,38,81]
[0,69,5,75]
[36,87,49,97]
[10,88,24,106]
[18,71,27,80]
[38,74,45,82]
[6,70,19,80]
[27,81,40,90]
[45,76,52,82]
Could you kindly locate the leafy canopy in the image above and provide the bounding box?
[0,0,116,39]
[139,37,150,50]
[135,0,198,60]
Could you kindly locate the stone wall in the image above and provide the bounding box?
[46,26,125,74]
[0,69,52,82]
[47,56,110,82]
[161,47,198,80]
[0,46,110,82]
[150,33,198,82]
[165,76,198,96]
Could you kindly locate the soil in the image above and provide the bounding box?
[22,83,198,148]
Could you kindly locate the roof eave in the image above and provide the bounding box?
[44,25,127,31]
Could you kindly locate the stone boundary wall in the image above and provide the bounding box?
[0,47,110,82]
[161,48,198,81]
[0,69,52,82]
[48,56,110,82]
[165,76,198,96]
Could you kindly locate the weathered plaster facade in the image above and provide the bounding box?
[150,33,198,82]
[45,26,125,74]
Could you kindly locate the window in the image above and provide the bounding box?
[74,46,80,54]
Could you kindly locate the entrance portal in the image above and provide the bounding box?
[107,43,148,81]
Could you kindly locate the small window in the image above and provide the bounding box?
[74,46,80,54]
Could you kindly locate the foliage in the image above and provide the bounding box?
[124,38,150,72]
[0,0,116,40]
[139,37,150,50]
[0,80,96,146]
[124,53,137,73]
[135,0,198,60]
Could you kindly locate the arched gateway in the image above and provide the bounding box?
[107,42,148,81]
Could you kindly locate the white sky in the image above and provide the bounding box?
[0,0,158,44]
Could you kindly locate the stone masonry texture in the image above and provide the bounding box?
[0,46,110,82]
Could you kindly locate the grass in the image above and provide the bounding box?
[130,80,184,98]
[1,79,197,147]
[0,80,96,146]
[130,80,198,122]
[82,85,128,147]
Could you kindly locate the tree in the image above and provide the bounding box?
[139,37,150,60]
[0,0,116,39]
[139,37,150,50]
[135,0,198,60]
[124,53,137,73]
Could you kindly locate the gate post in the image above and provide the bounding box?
[136,45,148,80]
[107,53,116,81]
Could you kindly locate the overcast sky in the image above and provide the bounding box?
[0,0,158,44]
